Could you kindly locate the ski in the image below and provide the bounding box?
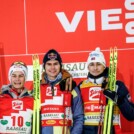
[102,47,118,134]
[32,54,41,134]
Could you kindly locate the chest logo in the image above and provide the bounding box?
[12,100,23,110]
[89,87,101,101]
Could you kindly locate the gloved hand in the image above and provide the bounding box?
[103,81,129,105]
[59,77,76,91]
[103,88,118,104]
[101,78,108,89]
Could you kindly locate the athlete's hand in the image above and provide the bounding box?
[103,82,130,105]
[59,77,76,91]
[103,88,118,104]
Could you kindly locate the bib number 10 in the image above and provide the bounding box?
[11,116,24,127]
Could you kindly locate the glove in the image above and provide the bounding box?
[103,82,129,105]
[103,89,118,104]
[59,78,76,91]
[59,79,66,91]
[101,78,108,89]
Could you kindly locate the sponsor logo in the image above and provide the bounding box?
[44,107,59,111]
[85,105,102,111]
[56,0,134,43]
[46,120,56,125]
[6,126,27,131]
[63,62,88,78]
[85,115,100,120]
[89,87,101,101]
[12,100,23,110]
[1,120,8,125]
[25,122,31,127]
[44,113,60,119]
[59,120,67,125]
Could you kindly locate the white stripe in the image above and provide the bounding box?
[0,48,134,57]
[24,0,28,54]
[27,62,88,81]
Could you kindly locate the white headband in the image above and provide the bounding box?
[8,64,28,82]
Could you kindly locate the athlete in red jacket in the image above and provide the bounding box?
[40,49,84,134]
[0,61,34,134]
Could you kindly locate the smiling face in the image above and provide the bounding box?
[44,60,61,80]
[10,71,25,92]
[88,62,105,76]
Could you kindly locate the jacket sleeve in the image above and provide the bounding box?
[70,86,84,134]
[117,81,134,121]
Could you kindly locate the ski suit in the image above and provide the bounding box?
[0,84,34,134]
[78,69,134,134]
[40,69,84,134]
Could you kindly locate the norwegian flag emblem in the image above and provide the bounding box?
[91,57,95,60]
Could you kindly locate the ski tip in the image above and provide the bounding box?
[110,46,118,52]
[32,54,39,60]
